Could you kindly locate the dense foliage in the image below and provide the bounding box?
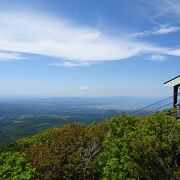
[16,122,108,180]
[97,113,180,180]
[0,112,180,179]
[0,151,36,179]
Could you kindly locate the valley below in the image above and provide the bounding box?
[0,97,157,146]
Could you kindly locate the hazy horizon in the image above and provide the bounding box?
[0,95,166,100]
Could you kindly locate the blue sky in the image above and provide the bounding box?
[0,0,180,97]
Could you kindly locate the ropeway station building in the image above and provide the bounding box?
[164,75,180,108]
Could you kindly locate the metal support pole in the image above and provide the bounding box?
[174,85,178,108]
[177,103,180,119]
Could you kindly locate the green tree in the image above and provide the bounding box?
[0,151,36,180]
[97,113,180,180]
[17,122,108,179]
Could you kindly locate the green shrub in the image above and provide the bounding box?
[19,122,108,179]
[0,151,36,180]
[2,112,179,179]
[97,113,180,180]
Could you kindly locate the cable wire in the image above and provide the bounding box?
[140,102,173,116]
[131,96,172,115]
[131,93,180,115]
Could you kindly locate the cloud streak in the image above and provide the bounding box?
[0,51,24,61]
[156,0,180,16]
[0,10,180,65]
[140,0,180,18]
[80,85,89,91]
[150,54,167,61]
[0,11,147,62]
[51,61,91,67]
[134,24,180,37]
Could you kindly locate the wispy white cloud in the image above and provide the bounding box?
[134,24,180,37]
[0,51,24,61]
[153,25,180,34]
[0,11,148,63]
[50,61,91,67]
[140,0,180,18]
[157,0,180,16]
[80,85,89,91]
[0,10,180,66]
[150,54,167,61]
[166,48,180,57]
[0,11,160,65]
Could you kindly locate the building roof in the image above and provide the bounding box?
[164,75,180,87]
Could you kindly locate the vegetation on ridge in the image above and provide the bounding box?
[0,112,180,179]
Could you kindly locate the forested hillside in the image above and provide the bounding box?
[1,97,148,146]
[0,112,180,179]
